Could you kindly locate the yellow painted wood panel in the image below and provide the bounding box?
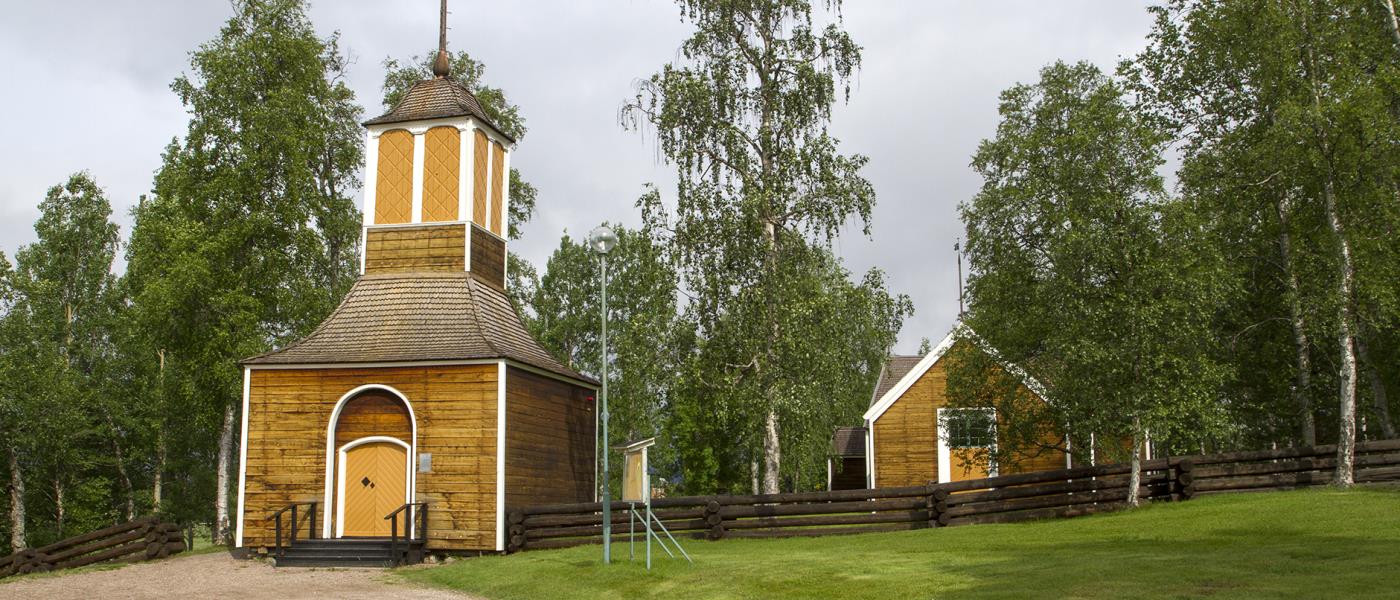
[375,130,414,224]
[364,224,466,274]
[423,126,460,222]
[490,142,505,235]
[472,130,488,228]
[871,343,1068,488]
[242,364,498,552]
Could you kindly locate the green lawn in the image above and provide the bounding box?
[400,486,1400,599]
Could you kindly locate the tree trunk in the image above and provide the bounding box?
[102,410,136,521]
[53,478,65,539]
[214,402,236,545]
[1303,19,1358,487]
[762,409,781,495]
[1276,198,1316,446]
[7,445,25,552]
[1355,334,1396,440]
[750,458,760,495]
[1324,179,1358,486]
[1385,0,1400,51]
[1127,419,1142,507]
[153,349,165,513]
[152,429,165,513]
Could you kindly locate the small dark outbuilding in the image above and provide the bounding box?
[827,427,868,491]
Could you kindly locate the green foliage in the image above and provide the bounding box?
[1124,0,1400,446]
[0,172,127,545]
[524,214,688,496]
[123,0,364,529]
[622,0,909,493]
[956,61,1232,463]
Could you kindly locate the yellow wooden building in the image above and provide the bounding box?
[861,323,1069,488]
[234,45,597,558]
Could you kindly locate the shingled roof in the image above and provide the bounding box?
[242,272,592,384]
[869,355,923,408]
[363,77,514,142]
[830,427,866,457]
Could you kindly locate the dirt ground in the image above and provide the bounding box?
[0,551,478,600]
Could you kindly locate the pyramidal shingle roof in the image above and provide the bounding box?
[363,77,513,142]
[242,272,592,384]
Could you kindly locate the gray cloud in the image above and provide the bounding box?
[0,0,1155,353]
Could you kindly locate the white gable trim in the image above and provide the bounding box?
[862,321,1050,426]
[862,328,960,425]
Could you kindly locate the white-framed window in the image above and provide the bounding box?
[937,407,998,482]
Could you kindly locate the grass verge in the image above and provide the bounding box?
[400,486,1400,599]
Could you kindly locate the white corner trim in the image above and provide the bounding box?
[865,418,876,489]
[235,368,251,547]
[463,122,478,226]
[322,384,417,539]
[863,328,960,424]
[495,361,507,552]
[410,132,425,224]
[364,130,379,227]
[458,125,471,224]
[334,435,413,539]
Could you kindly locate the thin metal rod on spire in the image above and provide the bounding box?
[439,0,448,56]
[955,240,965,317]
[432,0,451,78]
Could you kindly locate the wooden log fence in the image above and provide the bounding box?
[0,516,187,578]
[507,438,1400,553]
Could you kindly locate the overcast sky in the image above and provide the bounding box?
[0,0,1156,353]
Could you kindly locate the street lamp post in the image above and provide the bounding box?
[588,225,618,564]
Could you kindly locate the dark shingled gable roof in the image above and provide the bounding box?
[363,77,514,143]
[830,427,866,457]
[869,355,923,408]
[242,272,593,385]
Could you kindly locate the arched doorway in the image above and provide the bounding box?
[324,386,416,538]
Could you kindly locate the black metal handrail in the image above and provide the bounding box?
[384,502,429,566]
[270,501,318,559]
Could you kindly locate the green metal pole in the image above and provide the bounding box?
[600,253,611,564]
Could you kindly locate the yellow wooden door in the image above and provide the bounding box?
[342,442,407,537]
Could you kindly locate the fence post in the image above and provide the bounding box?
[927,485,950,527]
[1176,459,1195,500]
[507,510,524,552]
[705,499,725,540]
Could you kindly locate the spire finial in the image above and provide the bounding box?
[433,0,450,78]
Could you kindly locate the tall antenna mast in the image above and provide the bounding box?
[432,0,451,78]
[955,240,965,317]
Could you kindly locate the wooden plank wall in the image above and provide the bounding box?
[470,225,506,289]
[242,364,498,551]
[504,367,596,509]
[871,343,1066,487]
[871,358,941,487]
[364,224,466,274]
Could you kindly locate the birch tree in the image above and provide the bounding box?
[1128,0,1400,482]
[622,0,888,494]
[958,61,1231,504]
[127,0,363,542]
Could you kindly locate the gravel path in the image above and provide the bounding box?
[0,552,479,600]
